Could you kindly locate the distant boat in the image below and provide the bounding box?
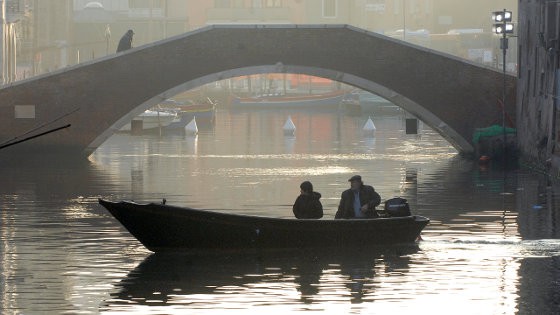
[341,90,400,114]
[230,89,349,109]
[158,98,216,131]
[120,110,177,132]
[357,91,401,114]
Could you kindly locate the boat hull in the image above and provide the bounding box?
[231,90,348,109]
[120,110,177,131]
[340,90,401,115]
[99,199,429,252]
[163,103,216,131]
[165,110,215,130]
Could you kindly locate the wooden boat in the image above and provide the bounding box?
[342,90,401,114]
[230,89,349,109]
[119,109,177,131]
[98,199,429,252]
[159,98,216,130]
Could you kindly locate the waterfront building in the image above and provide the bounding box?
[517,0,560,169]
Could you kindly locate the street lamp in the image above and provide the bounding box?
[403,0,406,41]
[105,24,111,56]
[491,9,514,160]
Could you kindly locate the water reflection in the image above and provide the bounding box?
[518,256,560,314]
[2,109,560,314]
[184,134,198,155]
[0,157,146,315]
[104,246,419,311]
[284,135,296,154]
[516,172,560,240]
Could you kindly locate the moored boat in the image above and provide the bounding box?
[119,109,177,132]
[358,91,401,114]
[230,89,349,109]
[159,98,216,131]
[340,90,401,115]
[98,199,429,252]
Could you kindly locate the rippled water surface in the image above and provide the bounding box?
[1,109,559,314]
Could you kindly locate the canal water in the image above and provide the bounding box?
[1,107,559,314]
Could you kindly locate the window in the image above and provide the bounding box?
[129,0,147,8]
[214,0,231,8]
[6,0,21,14]
[409,0,417,14]
[532,49,537,97]
[527,69,532,98]
[15,105,35,119]
[424,0,432,15]
[233,0,245,8]
[129,0,164,8]
[540,71,545,96]
[264,0,283,8]
[518,46,522,79]
[323,0,337,18]
[545,3,559,41]
[365,0,385,13]
[394,0,401,15]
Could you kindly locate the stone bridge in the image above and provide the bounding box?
[0,24,516,157]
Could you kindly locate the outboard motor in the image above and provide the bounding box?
[384,197,411,217]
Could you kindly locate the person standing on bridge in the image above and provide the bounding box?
[335,175,380,219]
[117,29,134,52]
[293,181,323,219]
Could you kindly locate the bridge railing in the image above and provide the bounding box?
[3,23,517,87]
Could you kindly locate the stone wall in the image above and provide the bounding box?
[517,0,560,169]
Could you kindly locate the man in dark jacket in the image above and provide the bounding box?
[335,175,381,219]
[117,29,134,52]
[293,181,323,219]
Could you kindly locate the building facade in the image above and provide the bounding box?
[3,0,522,81]
[517,0,560,169]
[0,0,31,83]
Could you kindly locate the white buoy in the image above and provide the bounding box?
[185,117,198,135]
[363,116,376,136]
[284,135,296,153]
[283,115,296,136]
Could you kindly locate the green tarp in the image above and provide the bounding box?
[473,124,516,144]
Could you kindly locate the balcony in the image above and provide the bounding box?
[206,7,292,23]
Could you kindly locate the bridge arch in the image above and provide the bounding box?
[106,64,469,154]
[0,24,515,157]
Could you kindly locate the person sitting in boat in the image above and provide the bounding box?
[335,175,381,219]
[292,181,323,219]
